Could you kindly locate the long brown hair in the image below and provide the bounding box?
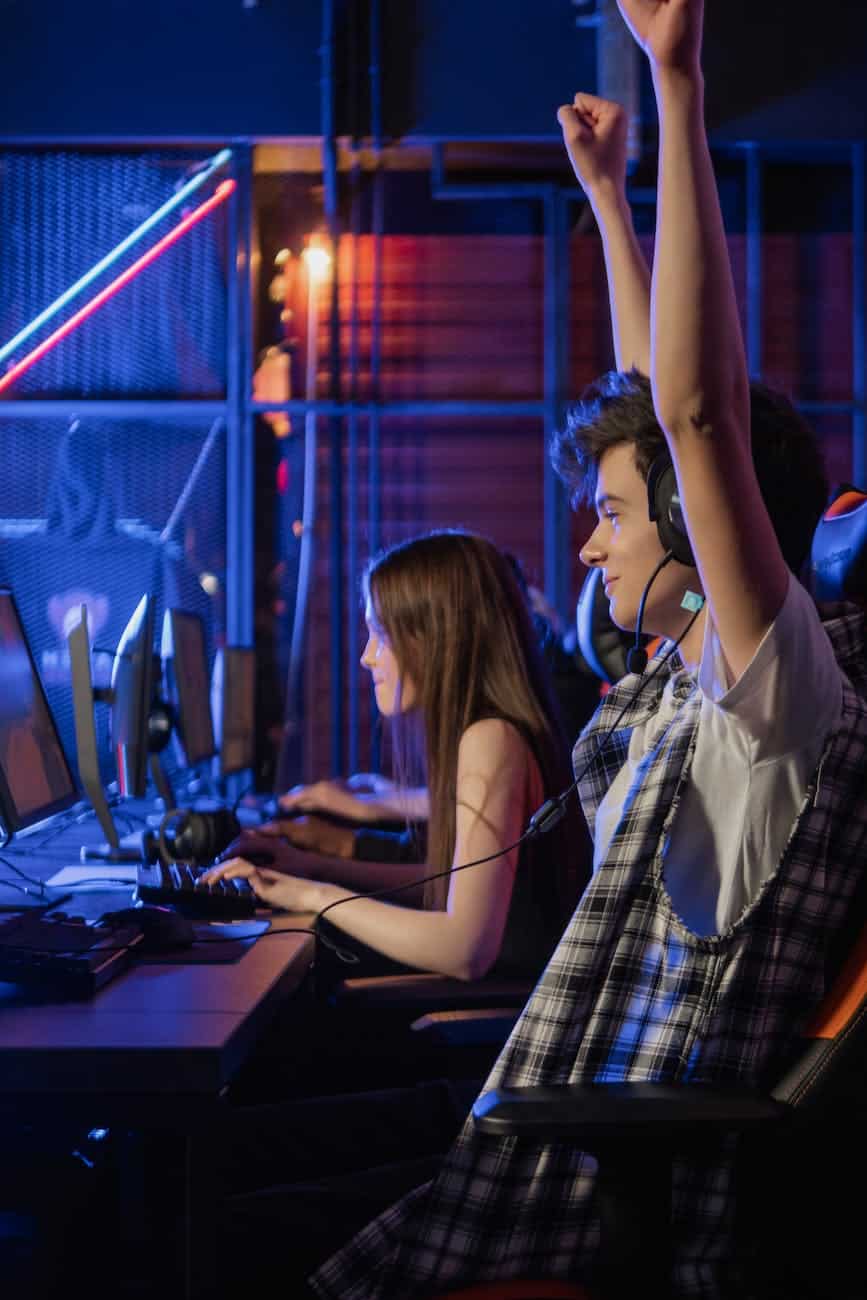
[364,529,577,910]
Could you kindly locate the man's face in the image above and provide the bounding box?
[580,443,698,638]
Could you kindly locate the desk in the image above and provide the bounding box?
[0,813,316,1296]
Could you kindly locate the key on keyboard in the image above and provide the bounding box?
[135,861,258,919]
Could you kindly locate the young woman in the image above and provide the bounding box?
[206,528,586,982]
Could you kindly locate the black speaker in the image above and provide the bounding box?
[646,453,695,568]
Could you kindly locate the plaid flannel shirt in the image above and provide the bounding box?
[311,605,867,1300]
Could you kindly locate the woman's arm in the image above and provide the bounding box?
[213,828,426,902]
[277,776,430,823]
[557,92,651,373]
[206,718,534,980]
[620,0,788,679]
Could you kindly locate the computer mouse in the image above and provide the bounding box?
[103,905,196,952]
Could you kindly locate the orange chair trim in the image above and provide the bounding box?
[807,923,867,1039]
[823,490,867,519]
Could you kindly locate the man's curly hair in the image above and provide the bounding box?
[551,368,828,576]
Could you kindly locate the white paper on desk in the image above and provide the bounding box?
[46,865,138,889]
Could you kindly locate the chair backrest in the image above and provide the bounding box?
[810,483,867,602]
[771,916,867,1109]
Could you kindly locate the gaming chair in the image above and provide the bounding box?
[426,487,867,1300]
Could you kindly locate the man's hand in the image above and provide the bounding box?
[615,0,702,74]
[214,829,316,876]
[557,93,629,200]
[268,814,356,860]
[277,778,385,823]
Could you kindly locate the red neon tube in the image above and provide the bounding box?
[0,178,237,396]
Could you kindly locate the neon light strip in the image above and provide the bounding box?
[0,147,232,368]
[0,179,236,396]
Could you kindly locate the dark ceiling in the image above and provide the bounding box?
[0,0,864,145]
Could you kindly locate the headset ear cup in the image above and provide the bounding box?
[647,455,696,568]
[157,808,242,864]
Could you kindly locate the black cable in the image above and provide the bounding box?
[0,854,49,890]
[313,602,704,941]
[625,550,674,675]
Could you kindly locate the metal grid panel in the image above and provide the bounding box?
[0,431,226,787]
[0,150,228,397]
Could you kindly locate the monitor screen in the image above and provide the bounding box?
[110,594,155,799]
[0,588,78,833]
[162,608,216,767]
[211,646,256,777]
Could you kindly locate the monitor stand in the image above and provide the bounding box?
[79,837,143,865]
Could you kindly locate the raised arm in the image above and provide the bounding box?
[557,92,651,373]
[206,719,533,981]
[619,0,788,679]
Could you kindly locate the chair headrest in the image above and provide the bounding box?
[575,566,637,684]
[810,484,867,603]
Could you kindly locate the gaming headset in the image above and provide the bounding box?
[143,806,242,867]
[646,452,696,569]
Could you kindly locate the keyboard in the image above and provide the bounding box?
[0,911,142,998]
[135,861,259,919]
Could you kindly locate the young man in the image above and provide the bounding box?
[306,3,867,1296]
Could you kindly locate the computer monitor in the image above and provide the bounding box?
[111,594,156,800]
[68,604,134,861]
[0,588,78,838]
[161,609,216,768]
[211,646,256,778]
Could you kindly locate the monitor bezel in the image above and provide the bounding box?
[0,586,79,834]
[110,593,156,800]
[211,645,256,778]
[163,608,217,767]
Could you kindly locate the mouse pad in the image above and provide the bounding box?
[134,918,272,965]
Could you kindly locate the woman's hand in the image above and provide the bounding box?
[616,0,702,75]
[556,93,629,200]
[199,857,332,913]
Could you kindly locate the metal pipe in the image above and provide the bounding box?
[159,415,225,544]
[347,156,362,773]
[322,0,344,775]
[544,189,570,622]
[4,394,857,422]
[287,267,322,736]
[0,400,228,417]
[853,142,865,485]
[0,396,549,418]
[368,0,384,774]
[256,399,548,416]
[224,148,254,652]
[745,143,763,378]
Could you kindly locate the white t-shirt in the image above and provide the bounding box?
[593,575,843,935]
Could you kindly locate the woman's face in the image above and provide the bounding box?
[360,598,416,716]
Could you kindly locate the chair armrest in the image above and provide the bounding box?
[472,1083,788,1144]
[333,973,532,1012]
[410,1007,522,1047]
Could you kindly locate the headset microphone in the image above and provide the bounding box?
[626,551,674,674]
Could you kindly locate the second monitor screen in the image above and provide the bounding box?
[164,609,216,767]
